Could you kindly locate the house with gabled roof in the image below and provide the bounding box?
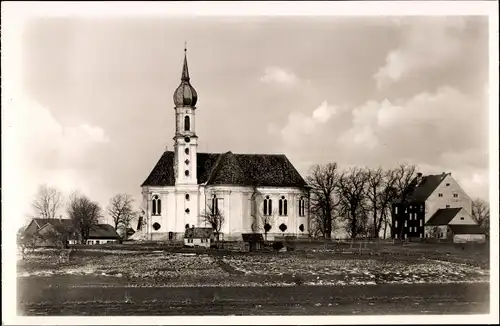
[140,48,310,241]
[391,172,483,241]
[24,218,120,245]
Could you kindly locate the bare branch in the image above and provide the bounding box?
[32,184,63,219]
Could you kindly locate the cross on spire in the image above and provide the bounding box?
[181,42,190,82]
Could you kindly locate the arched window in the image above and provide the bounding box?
[185,148,189,155]
[152,195,161,215]
[263,196,272,216]
[184,116,190,131]
[211,194,218,215]
[279,196,287,216]
[298,197,305,217]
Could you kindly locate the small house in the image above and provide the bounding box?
[447,225,486,243]
[184,227,214,248]
[84,224,121,245]
[242,233,264,252]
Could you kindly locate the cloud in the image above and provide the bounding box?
[260,66,300,87]
[374,17,467,89]
[278,101,336,147]
[3,91,111,227]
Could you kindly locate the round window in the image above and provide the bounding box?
[185,208,190,214]
[185,170,190,177]
[184,136,190,143]
[185,159,190,165]
[185,194,190,200]
[185,148,189,155]
[153,222,161,231]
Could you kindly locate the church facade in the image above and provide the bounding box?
[140,49,311,241]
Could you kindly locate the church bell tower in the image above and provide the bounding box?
[173,46,198,186]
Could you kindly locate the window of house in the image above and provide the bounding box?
[420,233,423,238]
[211,194,218,214]
[438,193,443,197]
[420,219,423,227]
[184,116,190,131]
[279,196,288,216]
[152,195,161,215]
[420,205,424,212]
[298,197,306,217]
[395,220,398,228]
[263,196,272,216]
[460,217,464,220]
[404,221,407,227]
[185,148,189,155]
[453,194,458,198]
[446,205,450,208]
[446,183,450,186]
[185,194,190,201]
[185,170,190,177]
[96,240,100,245]
[395,206,398,214]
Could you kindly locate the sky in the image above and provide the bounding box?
[2,11,492,227]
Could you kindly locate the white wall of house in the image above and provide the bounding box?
[424,174,473,223]
[86,239,119,245]
[448,208,476,225]
[184,238,211,248]
[453,234,486,243]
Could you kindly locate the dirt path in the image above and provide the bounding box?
[18,277,489,316]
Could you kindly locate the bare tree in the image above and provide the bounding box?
[107,193,134,231]
[306,163,341,239]
[201,203,225,243]
[379,168,399,239]
[472,198,490,237]
[365,167,384,238]
[67,193,102,244]
[32,184,63,219]
[337,167,369,238]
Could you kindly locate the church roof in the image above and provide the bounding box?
[141,151,309,188]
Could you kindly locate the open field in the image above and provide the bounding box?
[17,242,490,315]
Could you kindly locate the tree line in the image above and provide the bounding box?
[307,163,490,239]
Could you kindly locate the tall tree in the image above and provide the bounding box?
[32,184,63,219]
[306,163,341,239]
[107,193,135,231]
[379,168,399,239]
[365,167,384,238]
[201,203,225,243]
[67,193,102,244]
[471,198,490,237]
[337,167,369,238]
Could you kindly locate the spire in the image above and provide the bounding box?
[181,42,190,82]
[173,42,198,107]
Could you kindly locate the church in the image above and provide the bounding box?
[140,48,311,241]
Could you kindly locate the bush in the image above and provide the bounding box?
[272,241,284,251]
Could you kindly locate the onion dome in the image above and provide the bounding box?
[173,47,198,107]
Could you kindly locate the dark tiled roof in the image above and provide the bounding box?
[142,151,308,188]
[27,218,119,239]
[185,227,213,239]
[425,208,462,226]
[396,174,447,203]
[241,233,264,243]
[26,218,74,235]
[88,224,120,239]
[448,224,485,235]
